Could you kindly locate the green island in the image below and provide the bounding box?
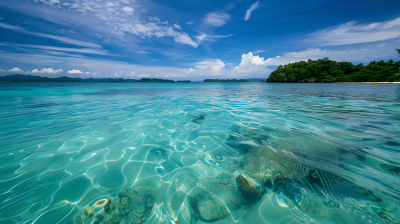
[267,58,400,83]
[204,79,249,82]
[177,80,191,82]
[136,78,175,82]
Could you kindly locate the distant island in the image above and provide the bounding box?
[177,80,191,82]
[204,79,249,82]
[0,74,136,82]
[267,58,400,83]
[137,78,175,82]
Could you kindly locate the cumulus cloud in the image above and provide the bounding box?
[187,68,194,74]
[8,67,24,73]
[309,17,400,46]
[164,74,187,78]
[245,1,260,21]
[195,59,225,75]
[68,69,83,74]
[204,12,231,27]
[233,52,271,75]
[186,21,194,25]
[127,71,135,77]
[31,68,63,74]
[173,24,182,30]
[122,6,133,14]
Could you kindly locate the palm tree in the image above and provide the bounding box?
[396,49,400,56]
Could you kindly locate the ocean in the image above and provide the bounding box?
[0,82,399,224]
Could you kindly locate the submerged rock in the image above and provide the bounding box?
[70,187,154,224]
[236,174,266,204]
[188,189,229,222]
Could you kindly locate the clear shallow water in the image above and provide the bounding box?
[1,82,400,224]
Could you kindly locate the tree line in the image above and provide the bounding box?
[267,58,400,82]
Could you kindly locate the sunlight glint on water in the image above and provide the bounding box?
[0,82,399,224]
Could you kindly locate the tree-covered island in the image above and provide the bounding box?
[267,58,400,83]
[136,78,175,82]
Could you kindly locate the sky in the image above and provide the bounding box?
[0,0,399,80]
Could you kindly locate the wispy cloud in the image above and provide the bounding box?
[253,50,266,54]
[245,1,260,21]
[15,44,109,55]
[203,12,231,27]
[0,22,102,48]
[195,32,234,43]
[308,17,400,46]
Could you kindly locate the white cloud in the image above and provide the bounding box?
[37,0,60,5]
[19,44,108,55]
[5,1,199,48]
[0,23,102,48]
[106,2,116,7]
[173,24,182,30]
[114,71,122,77]
[204,12,231,27]
[0,22,23,31]
[245,1,260,21]
[309,17,400,46]
[122,6,133,14]
[195,59,225,75]
[8,67,24,73]
[31,68,63,74]
[0,69,5,72]
[195,32,233,43]
[253,50,266,54]
[186,21,193,25]
[119,21,198,47]
[187,68,194,74]
[127,71,135,77]
[68,69,83,74]
[164,74,187,78]
[232,52,271,75]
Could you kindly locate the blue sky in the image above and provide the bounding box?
[0,0,399,80]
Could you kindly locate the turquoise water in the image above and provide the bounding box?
[1,82,400,224]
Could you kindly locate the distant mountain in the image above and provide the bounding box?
[0,74,137,82]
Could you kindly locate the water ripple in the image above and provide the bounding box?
[0,82,399,223]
